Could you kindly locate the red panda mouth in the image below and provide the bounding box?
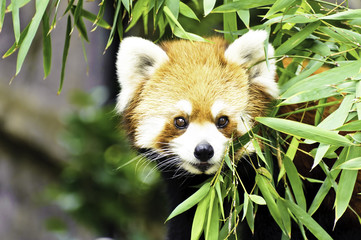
[190,162,214,173]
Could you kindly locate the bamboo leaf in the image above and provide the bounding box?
[215,181,225,219]
[283,199,333,240]
[222,0,237,42]
[256,174,284,230]
[256,117,353,147]
[121,0,130,12]
[204,0,216,16]
[164,6,194,41]
[0,0,5,32]
[264,0,296,19]
[3,23,30,58]
[179,2,199,21]
[49,0,61,33]
[336,157,361,170]
[16,0,50,76]
[191,193,210,240]
[275,21,320,56]
[58,15,72,95]
[82,8,111,30]
[11,0,20,44]
[167,182,211,222]
[335,169,358,223]
[249,194,266,205]
[321,9,361,20]
[212,0,275,13]
[278,137,299,182]
[280,60,361,104]
[356,81,361,120]
[284,156,307,210]
[42,12,51,79]
[205,188,218,240]
[337,120,361,131]
[236,9,249,28]
[105,0,121,51]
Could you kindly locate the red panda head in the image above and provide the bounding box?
[116,30,278,175]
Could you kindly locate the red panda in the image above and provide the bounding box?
[115,31,361,239]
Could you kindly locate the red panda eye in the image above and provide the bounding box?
[216,116,229,128]
[174,117,188,129]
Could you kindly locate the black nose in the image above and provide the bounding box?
[194,142,214,162]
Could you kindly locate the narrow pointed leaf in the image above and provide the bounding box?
[256,117,353,146]
[280,60,361,102]
[204,0,216,16]
[105,0,121,50]
[191,193,210,240]
[284,156,307,210]
[58,15,72,95]
[16,0,50,76]
[335,169,358,223]
[0,0,6,31]
[3,23,30,58]
[283,199,332,240]
[265,0,296,19]
[336,157,361,170]
[42,12,51,79]
[179,2,199,21]
[212,0,275,13]
[275,22,320,56]
[167,182,211,222]
[121,0,130,12]
[356,81,361,120]
[11,0,20,44]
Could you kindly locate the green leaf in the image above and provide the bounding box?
[191,192,210,240]
[81,8,111,30]
[280,60,361,104]
[105,0,121,51]
[265,14,321,25]
[167,182,211,221]
[11,0,20,44]
[58,15,72,95]
[256,174,284,230]
[179,2,199,21]
[205,188,218,240]
[165,0,179,19]
[317,94,355,130]
[284,156,307,210]
[215,181,225,219]
[164,6,194,41]
[49,0,60,33]
[356,81,361,120]
[335,169,358,223]
[16,0,50,76]
[278,137,299,182]
[3,23,30,59]
[42,12,51,79]
[236,9,250,28]
[212,0,275,13]
[0,0,5,32]
[321,9,361,20]
[283,199,333,240]
[275,21,320,56]
[173,26,207,41]
[336,157,361,170]
[249,194,266,205]
[256,117,353,147]
[121,0,130,13]
[222,0,237,42]
[337,120,361,131]
[204,0,216,16]
[264,0,296,19]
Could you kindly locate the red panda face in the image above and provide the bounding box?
[116,31,278,175]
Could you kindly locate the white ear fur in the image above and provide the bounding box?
[116,37,169,113]
[224,30,279,98]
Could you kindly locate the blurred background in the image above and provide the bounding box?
[0,0,360,240]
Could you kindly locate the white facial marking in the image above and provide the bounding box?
[135,117,167,148]
[211,100,227,119]
[175,100,192,115]
[170,123,229,174]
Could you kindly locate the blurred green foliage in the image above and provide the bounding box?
[46,87,166,240]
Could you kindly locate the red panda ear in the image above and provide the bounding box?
[224,30,279,98]
[115,37,169,113]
